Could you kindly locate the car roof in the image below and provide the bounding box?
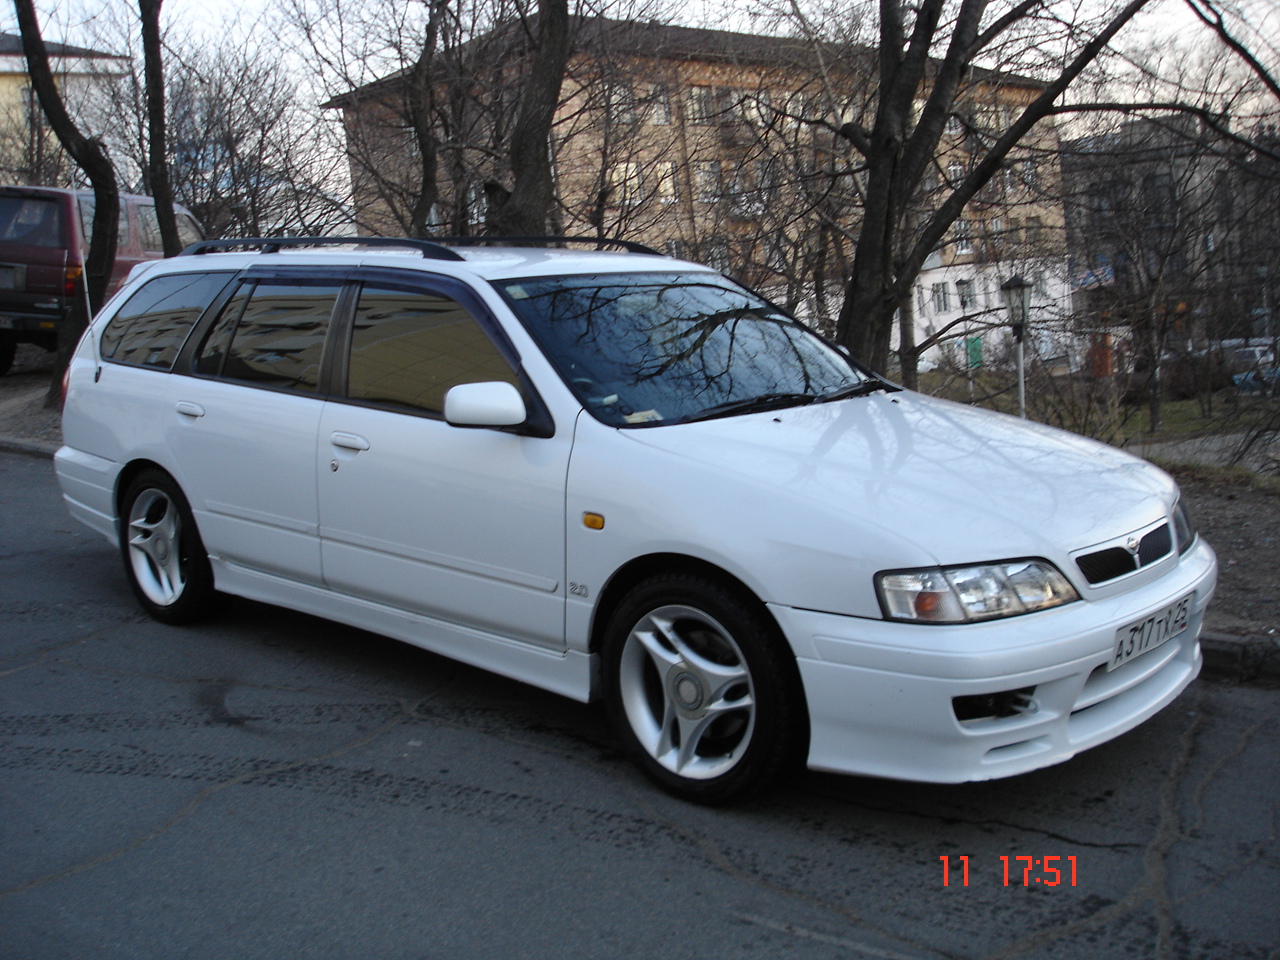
[143,244,717,284]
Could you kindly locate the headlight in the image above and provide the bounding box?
[1172,498,1196,554]
[877,559,1079,623]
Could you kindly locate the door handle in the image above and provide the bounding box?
[330,432,370,452]
[176,401,205,418]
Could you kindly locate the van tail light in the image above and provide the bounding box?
[64,266,83,297]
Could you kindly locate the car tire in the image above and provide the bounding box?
[119,470,216,624]
[602,573,806,803]
[0,334,15,376]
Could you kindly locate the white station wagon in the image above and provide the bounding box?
[55,237,1217,802]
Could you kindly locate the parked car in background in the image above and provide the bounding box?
[0,185,202,375]
[55,237,1217,802]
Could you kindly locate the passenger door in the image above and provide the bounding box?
[316,276,569,650]
[166,274,342,585]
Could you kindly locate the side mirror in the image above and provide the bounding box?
[444,381,527,428]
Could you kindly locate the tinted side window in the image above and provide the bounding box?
[346,285,518,415]
[138,204,163,252]
[197,280,338,392]
[176,213,202,247]
[78,196,130,246]
[100,272,232,369]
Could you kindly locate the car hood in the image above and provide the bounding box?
[621,390,1175,567]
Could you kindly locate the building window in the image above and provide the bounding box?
[1026,216,1043,244]
[610,162,643,207]
[695,161,722,202]
[1021,159,1040,191]
[956,279,976,309]
[931,283,951,313]
[689,86,718,124]
[917,284,926,313]
[702,239,730,271]
[954,219,974,254]
[607,82,637,125]
[650,86,672,125]
[948,161,966,185]
[654,161,679,204]
[742,89,772,126]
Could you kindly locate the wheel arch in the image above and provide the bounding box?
[590,554,747,653]
[114,459,176,522]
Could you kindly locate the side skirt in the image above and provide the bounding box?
[212,558,595,703]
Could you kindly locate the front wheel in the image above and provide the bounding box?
[602,574,806,803]
[119,470,215,624]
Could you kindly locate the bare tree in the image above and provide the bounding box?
[487,0,572,233]
[12,0,119,403]
[137,0,180,254]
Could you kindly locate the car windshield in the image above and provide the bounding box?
[498,271,872,426]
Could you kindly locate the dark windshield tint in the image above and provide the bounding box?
[499,272,864,426]
[0,196,61,247]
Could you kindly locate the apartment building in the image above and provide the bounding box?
[0,33,126,186]
[330,16,1072,362]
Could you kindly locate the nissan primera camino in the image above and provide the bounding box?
[55,237,1217,802]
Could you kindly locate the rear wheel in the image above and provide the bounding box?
[602,573,805,803]
[119,470,215,624]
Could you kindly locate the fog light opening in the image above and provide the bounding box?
[953,686,1038,723]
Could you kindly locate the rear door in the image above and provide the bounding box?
[166,270,345,585]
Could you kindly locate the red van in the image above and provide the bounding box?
[0,186,202,374]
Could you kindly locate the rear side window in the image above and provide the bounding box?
[176,213,202,247]
[138,205,163,252]
[196,279,339,392]
[78,195,130,247]
[0,196,61,247]
[346,285,518,415]
[100,272,232,369]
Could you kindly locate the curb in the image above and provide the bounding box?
[1,438,1276,687]
[1200,630,1280,686]
[0,435,58,459]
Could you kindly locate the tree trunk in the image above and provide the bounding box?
[488,0,571,236]
[13,0,119,405]
[139,0,181,255]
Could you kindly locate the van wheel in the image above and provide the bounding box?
[0,334,15,376]
[119,470,215,624]
[602,574,804,803]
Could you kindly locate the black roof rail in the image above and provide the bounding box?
[425,235,666,256]
[178,237,467,262]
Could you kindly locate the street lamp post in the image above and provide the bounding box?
[1001,274,1032,418]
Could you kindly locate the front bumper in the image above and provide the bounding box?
[772,538,1217,782]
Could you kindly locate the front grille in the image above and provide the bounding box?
[1076,523,1173,585]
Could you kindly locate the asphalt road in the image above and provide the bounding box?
[2,451,1277,960]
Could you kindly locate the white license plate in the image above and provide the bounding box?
[0,316,13,329]
[0,268,14,290]
[1110,593,1192,671]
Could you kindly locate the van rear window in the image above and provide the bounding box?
[0,197,61,247]
[101,272,233,369]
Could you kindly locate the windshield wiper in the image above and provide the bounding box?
[818,379,898,402]
[680,392,819,423]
